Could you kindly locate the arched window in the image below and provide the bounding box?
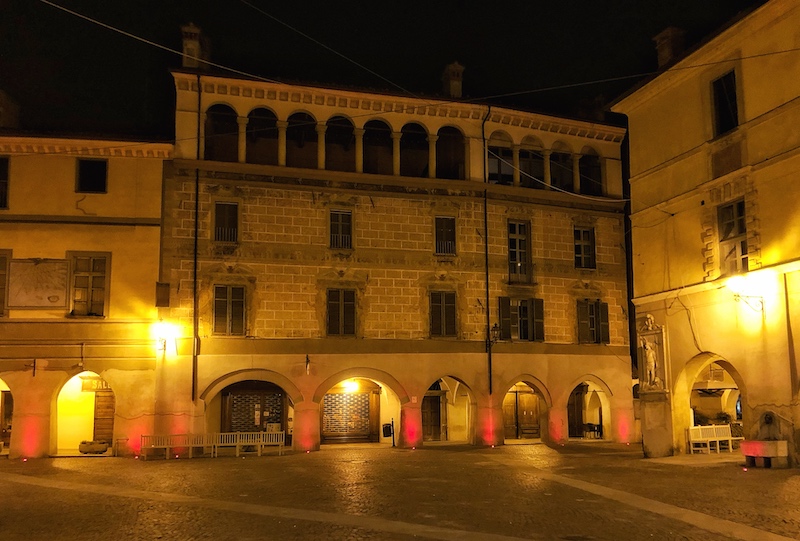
[363,120,392,175]
[286,112,318,169]
[246,108,278,165]
[205,104,238,162]
[400,123,428,178]
[436,126,465,180]
[550,142,573,193]
[579,147,603,196]
[325,116,355,172]
[519,137,545,189]
[487,132,513,185]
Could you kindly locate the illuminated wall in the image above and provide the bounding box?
[56,373,96,450]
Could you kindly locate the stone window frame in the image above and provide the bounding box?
[213,197,241,244]
[507,219,531,284]
[68,251,111,318]
[717,197,748,275]
[434,215,457,256]
[212,284,246,336]
[329,207,354,251]
[498,296,544,342]
[429,290,457,338]
[577,298,610,344]
[326,288,356,336]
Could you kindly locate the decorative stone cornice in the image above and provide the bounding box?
[0,137,173,158]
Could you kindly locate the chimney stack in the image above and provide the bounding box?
[653,27,685,69]
[181,23,210,69]
[442,61,464,99]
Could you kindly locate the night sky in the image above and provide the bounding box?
[0,0,765,139]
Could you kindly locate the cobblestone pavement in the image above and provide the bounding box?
[1,442,799,541]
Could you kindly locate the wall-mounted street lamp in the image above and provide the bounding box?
[733,293,764,313]
[487,323,501,349]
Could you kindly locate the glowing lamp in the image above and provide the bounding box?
[153,319,180,355]
[342,379,359,393]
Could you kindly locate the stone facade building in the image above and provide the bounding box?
[612,0,800,460]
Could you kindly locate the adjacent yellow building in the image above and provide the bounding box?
[612,0,800,460]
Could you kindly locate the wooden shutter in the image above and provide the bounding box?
[327,289,340,335]
[598,301,610,344]
[577,299,591,343]
[531,298,545,342]
[342,289,356,335]
[499,297,511,340]
[444,291,456,336]
[430,291,443,336]
[230,286,245,335]
[213,285,228,334]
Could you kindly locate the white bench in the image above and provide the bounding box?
[140,432,284,460]
[688,424,739,454]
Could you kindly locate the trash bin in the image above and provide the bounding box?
[382,423,393,438]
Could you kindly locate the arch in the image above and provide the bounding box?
[563,375,613,440]
[0,376,12,450]
[421,375,477,443]
[501,377,552,442]
[399,122,429,177]
[286,111,318,169]
[56,370,115,453]
[579,146,603,196]
[199,368,304,405]
[436,126,465,180]
[549,140,574,192]
[246,107,278,165]
[205,103,239,162]
[325,115,355,172]
[497,373,554,408]
[363,119,392,175]
[313,367,409,405]
[673,351,747,450]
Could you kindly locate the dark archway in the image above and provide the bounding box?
[286,112,318,169]
[205,104,239,162]
[363,120,392,175]
[325,116,355,172]
[580,147,603,196]
[400,123,428,177]
[436,126,465,180]
[246,107,278,165]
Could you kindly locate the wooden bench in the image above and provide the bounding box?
[688,424,738,454]
[141,432,284,460]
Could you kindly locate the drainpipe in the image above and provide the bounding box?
[482,106,492,395]
[192,74,201,402]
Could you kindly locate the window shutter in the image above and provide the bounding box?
[327,289,340,335]
[342,289,356,335]
[213,286,228,334]
[430,291,443,336]
[598,301,610,344]
[577,299,591,343]
[499,297,511,340]
[444,291,456,336]
[230,286,245,335]
[531,298,545,342]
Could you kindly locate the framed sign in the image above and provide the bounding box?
[7,259,69,309]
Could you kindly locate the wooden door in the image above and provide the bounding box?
[567,385,587,438]
[422,395,441,441]
[93,389,115,443]
[502,391,519,439]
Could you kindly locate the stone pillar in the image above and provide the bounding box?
[398,402,423,448]
[292,401,321,452]
[237,117,248,164]
[640,391,674,457]
[199,113,207,160]
[277,120,288,167]
[391,132,402,176]
[463,138,471,180]
[572,154,581,193]
[547,406,569,445]
[154,351,195,436]
[354,128,365,173]
[542,150,552,189]
[316,124,327,170]
[512,144,521,187]
[427,134,438,179]
[474,399,504,446]
[3,370,64,459]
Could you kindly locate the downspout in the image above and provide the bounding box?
[192,73,201,402]
[482,106,492,395]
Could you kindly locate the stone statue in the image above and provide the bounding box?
[641,336,661,389]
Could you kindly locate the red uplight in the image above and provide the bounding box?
[22,458,27,462]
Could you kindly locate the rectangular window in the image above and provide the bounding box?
[214,201,239,242]
[499,297,544,341]
[430,291,456,337]
[508,221,530,283]
[435,216,456,255]
[718,199,748,274]
[0,251,8,315]
[213,285,245,336]
[327,289,355,336]
[574,227,596,269]
[77,159,108,193]
[330,210,352,249]
[712,71,738,137]
[0,157,8,209]
[577,299,610,344]
[70,253,110,317]
[488,146,514,185]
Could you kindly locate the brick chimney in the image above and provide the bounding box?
[442,61,464,99]
[181,23,210,69]
[653,27,685,69]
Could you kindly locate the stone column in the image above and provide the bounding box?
[542,150,552,189]
[354,128,365,173]
[474,398,505,446]
[199,113,207,160]
[237,117,248,164]
[427,134,438,179]
[547,405,569,444]
[316,124,327,170]
[277,120,288,167]
[398,402,423,448]
[512,144,521,187]
[292,400,321,452]
[154,351,195,436]
[3,370,64,459]
[391,132,402,176]
[572,154,582,193]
